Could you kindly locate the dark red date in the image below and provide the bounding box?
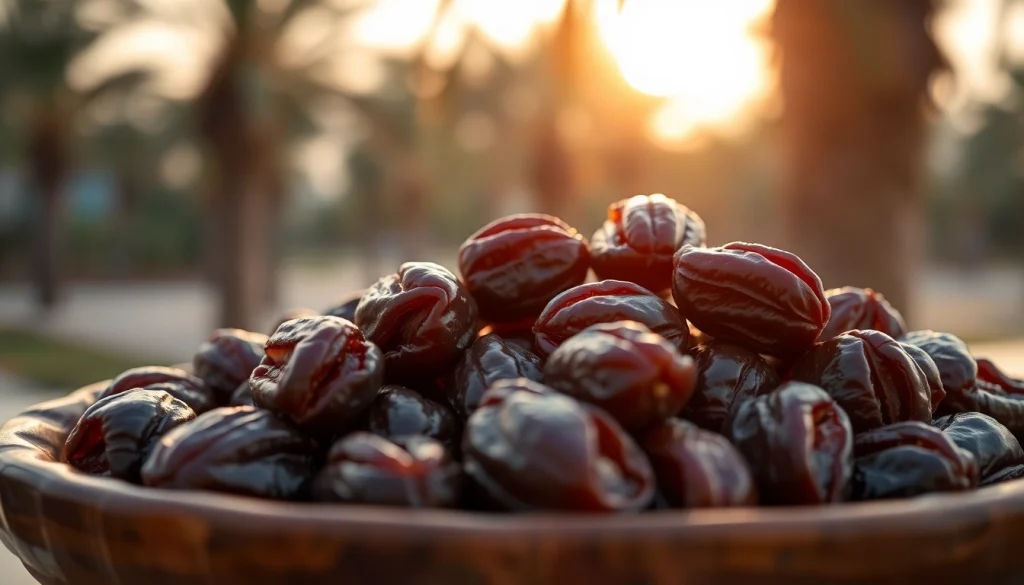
[902,331,978,407]
[852,421,978,500]
[141,406,316,500]
[672,242,829,358]
[268,308,320,335]
[818,287,907,342]
[639,418,756,508]
[64,389,195,483]
[462,378,655,512]
[933,357,1024,444]
[100,366,217,415]
[312,433,461,507]
[355,262,478,385]
[933,411,1024,485]
[193,328,268,402]
[727,381,853,505]
[899,341,946,412]
[458,214,590,324]
[367,386,459,452]
[543,321,697,431]
[445,333,543,420]
[250,316,383,440]
[590,194,706,295]
[681,342,780,433]
[533,280,688,358]
[791,330,932,433]
[228,381,253,407]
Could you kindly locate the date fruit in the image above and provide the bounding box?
[367,386,459,452]
[727,381,853,505]
[590,194,706,294]
[933,411,1024,485]
[639,418,756,508]
[790,330,932,433]
[193,328,268,402]
[899,341,946,412]
[852,421,978,500]
[356,262,478,384]
[141,406,316,499]
[533,280,688,358]
[936,358,1024,443]
[681,342,780,433]
[445,333,543,420]
[250,315,383,440]
[901,330,977,409]
[462,378,655,512]
[672,242,829,358]
[229,381,253,407]
[100,366,216,415]
[322,288,368,323]
[818,287,907,342]
[312,433,461,507]
[458,214,590,324]
[269,308,320,335]
[543,321,697,431]
[64,389,195,483]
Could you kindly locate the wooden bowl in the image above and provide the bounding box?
[2,383,1024,585]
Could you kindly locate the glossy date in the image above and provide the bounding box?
[356,262,478,384]
[791,330,932,433]
[672,242,829,358]
[250,315,383,441]
[590,194,706,295]
[64,389,195,483]
[933,411,1024,485]
[543,321,697,431]
[367,386,460,452]
[681,341,780,433]
[727,381,853,505]
[462,379,655,512]
[458,214,590,324]
[533,280,688,358]
[313,433,461,507]
[639,418,756,508]
[818,286,907,342]
[444,333,543,420]
[100,366,217,415]
[141,406,316,500]
[193,328,268,402]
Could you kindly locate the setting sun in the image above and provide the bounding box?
[596,0,774,143]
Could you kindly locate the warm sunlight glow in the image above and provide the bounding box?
[597,0,773,142]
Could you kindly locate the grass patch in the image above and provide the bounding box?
[0,328,164,391]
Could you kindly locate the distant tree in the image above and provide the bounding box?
[771,0,947,322]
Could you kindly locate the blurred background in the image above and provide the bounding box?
[0,0,1023,391]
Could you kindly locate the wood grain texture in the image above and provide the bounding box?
[2,384,1024,585]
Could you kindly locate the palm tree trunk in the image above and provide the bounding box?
[26,106,70,312]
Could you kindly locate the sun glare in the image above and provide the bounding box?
[597,0,774,143]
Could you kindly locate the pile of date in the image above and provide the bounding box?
[64,194,1024,512]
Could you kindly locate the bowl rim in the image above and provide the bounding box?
[2,381,1023,542]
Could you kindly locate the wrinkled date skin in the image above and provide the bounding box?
[790,330,932,434]
[368,386,460,452]
[312,433,461,508]
[933,411,1024,485]
[251,316,383,441]
[852,421,978,500]
[142,406,316,500]
[462,379,655,512]
[681,342,780,433]
[672,242,829,358]
[639,418,756,508]
[457,214,590,324]
[543,321,697,431]
[445,333,544,420]
[64,389,195,483]
[727,381,853,505]
[100,366,217,415]
[817,287,908,342]
[322,288,368,323]
[936,357,1024,444]
[533,280,688,358]
[193,328,268,402]
[268,308,320,336]
[899,341,946,413]
[590,194,706,295]
[901,330,977,411]
[356,262,478,384]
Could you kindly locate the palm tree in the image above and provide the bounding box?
[771,0,947,321]
[0,0,144,312]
